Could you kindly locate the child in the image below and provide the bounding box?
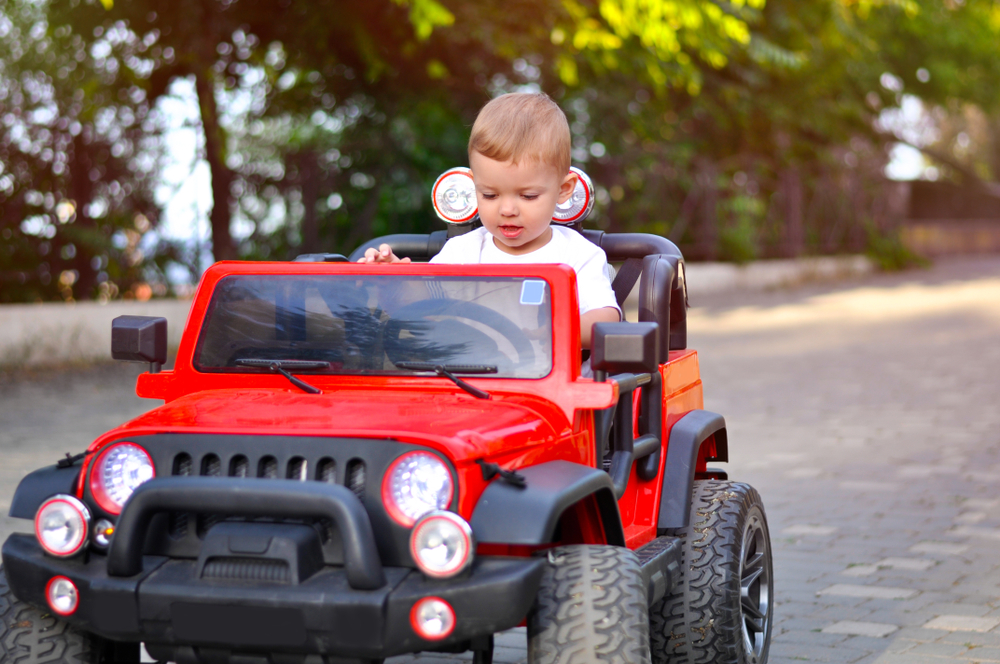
[358,92,620,347]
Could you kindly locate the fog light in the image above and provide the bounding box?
[410,511,473,578]
[35,495,90,557]
[93,519,115,548]
[410,597,455,641]
[46,576,79,615]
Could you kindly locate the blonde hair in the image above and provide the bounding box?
[469,93,571,176]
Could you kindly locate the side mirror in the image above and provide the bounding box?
[590,322,659,376]
[112,316,167,373]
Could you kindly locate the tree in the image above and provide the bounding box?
[0,0,165,303]
[49,0,769,262]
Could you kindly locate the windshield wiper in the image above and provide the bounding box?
[235,359,329,395]
[393,362,497,400]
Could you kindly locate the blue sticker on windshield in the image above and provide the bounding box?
[520,280,546,305]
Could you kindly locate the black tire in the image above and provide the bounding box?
[650,481,773,664]
[528,545,651,664]
[0,566,138,664]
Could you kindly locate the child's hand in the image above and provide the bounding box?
[357,244,411,264]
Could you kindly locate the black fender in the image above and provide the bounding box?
[470,460,625,547]
[657,410,728,530]
[9,464,82,519]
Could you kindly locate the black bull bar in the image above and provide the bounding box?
[108,477,385,588]
[2,477,545,659]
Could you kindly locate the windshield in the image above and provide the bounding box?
[194,275,553,379]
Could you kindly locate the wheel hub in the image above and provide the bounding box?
[739,511,771,663]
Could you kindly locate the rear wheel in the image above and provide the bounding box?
[0,565,138,664]
[528,544,651,664]
[650,481,773,664]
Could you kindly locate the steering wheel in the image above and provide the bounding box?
[383,298,535,371]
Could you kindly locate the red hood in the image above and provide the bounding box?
[106,388,565,460]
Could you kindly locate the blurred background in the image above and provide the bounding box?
[1,0,1000,305]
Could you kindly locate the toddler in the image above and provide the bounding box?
[359,92,620,347]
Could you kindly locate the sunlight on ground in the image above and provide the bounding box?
[689,277,1000,335]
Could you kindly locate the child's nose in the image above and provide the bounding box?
[499,196,518,216]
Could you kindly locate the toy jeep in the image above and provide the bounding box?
[1,169,772,664]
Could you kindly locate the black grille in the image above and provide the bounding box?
[169,453,193,538]
[230,455,249,477]
[201,557,290,583]
[165,449,368,541]
[128,433,455,568]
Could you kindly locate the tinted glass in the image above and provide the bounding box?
[194,275,552,378]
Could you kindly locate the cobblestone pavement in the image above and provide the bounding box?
[1,255,999,664]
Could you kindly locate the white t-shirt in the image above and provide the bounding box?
[430,226,621,317]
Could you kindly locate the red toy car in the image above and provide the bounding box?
[1,170,773,664]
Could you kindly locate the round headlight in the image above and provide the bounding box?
[431,167,478,224]
[46,576,79,616]
[90,442,155,515]
[381,452,453,526]
[410,511,474,578]
[35,495,90,557]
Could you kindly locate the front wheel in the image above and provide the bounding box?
[0,565,138,664]
[528,544,651,664]
[650,480,773,664]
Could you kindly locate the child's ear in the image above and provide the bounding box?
[558,171,579,204]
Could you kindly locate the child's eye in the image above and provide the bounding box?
[481,193,498,200]
[522,194,539,201]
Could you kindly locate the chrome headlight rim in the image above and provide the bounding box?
[409,510,475,579]
[34,494,91,558]
[89,441,155,516]
[381,451,455,527]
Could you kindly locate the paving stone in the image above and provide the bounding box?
[817,584,919,600]
[962,498,1000,510]
[951,525,1000,541]
[939,632,1000,647]
[784,524,838,536]
[954,511,988,524]
[954,646,1000,661]
[923,615,1000,632]
[875,557,936,571]
[776,628,851,646]
[821,621,900,637]
[924,603,994,618]
[842,564,880,577]
[838,481,901,493]
[861,655,959,664]
[906,641,982,657]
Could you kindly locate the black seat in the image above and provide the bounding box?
[348,228,687,353]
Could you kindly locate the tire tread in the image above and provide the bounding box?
[529,545,651,664]
[649,480,772,664]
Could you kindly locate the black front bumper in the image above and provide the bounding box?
[2,534,544,659]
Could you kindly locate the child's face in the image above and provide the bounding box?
[469,151,578,255]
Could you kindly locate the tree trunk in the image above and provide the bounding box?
[69,133,97,297]
[298,151,320,255]
[194,70,235,261]
[693,158,718,260]
[779,167,804,257]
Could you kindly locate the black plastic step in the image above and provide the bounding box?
[635,535,681,605]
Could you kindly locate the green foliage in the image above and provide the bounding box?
[0,0,167,303]
[718,195,764,263]
[865,223,930,271]
[5,0,1000,302]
